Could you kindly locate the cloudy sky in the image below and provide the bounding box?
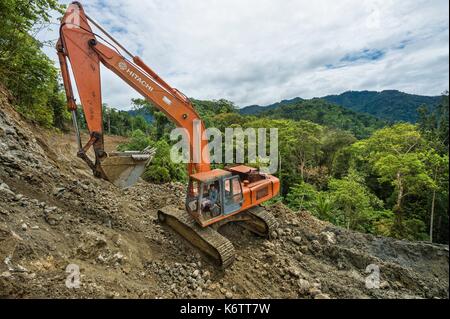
[39,0,449,109]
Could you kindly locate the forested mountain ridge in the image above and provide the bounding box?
[240,97,304,115]
[323,90,441,122]
[252,98,387,139]
[240,90,441,123]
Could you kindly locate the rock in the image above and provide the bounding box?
[0,183,15,196]
[10,231,23,241]
[337,261,346,270]
[21,223,28,231]
[310,240,322,252]
[113,252,125,263]
[265,251,277,261]
[288,267,301,278]
[112,234,122,246]
[208,283,218,291]
[202,270,210,279]
[312,282,321,289]
[295,251,303,261]
[97,254,108,263]
[225,291,233,299]
[0,182,10,190]
[122,266,131,274]
[320,231,336,245]
[263,241,275,249]
[22,272,36,280]
[53,187,66,196]
[309,287,322,297]
[193,269,200,278]
[379,281,390,289]
[14,194,24,201]
[315,293,331,299]
[44,206,57,213]
[15,264,28,273]
[44,208,62,225]
[270,231,278,239]
[292,236,302,245]
[298,279,311,293]
[299,245,309,253]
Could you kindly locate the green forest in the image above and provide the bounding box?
[1,0,449,244]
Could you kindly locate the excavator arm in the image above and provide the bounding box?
[57,2,210,185]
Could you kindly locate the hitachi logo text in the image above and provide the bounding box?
[125,68,154,92]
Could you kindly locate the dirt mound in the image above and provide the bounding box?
[0,88,448,299]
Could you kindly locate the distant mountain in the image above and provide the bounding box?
[258,98,386,139]
[239,97,303,115]
[239,90,442,122]
[322,90,441,122]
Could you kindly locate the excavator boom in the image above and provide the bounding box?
[57,2,210,187]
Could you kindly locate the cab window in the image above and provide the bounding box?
[224,177,243,205]
[186,180,200,213]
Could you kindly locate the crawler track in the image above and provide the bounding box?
[241,206,278,238]
[158,206,235,268]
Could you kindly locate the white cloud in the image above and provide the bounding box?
[38,0,449,109]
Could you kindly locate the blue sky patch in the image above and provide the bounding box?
[340,48,386,63]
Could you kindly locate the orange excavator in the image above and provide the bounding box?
[57,2,280,267]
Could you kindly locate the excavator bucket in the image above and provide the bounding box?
[101,148,156,188]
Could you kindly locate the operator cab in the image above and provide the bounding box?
[186,169,244,227]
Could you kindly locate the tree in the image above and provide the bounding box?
[417,92,449,155]
[285,182,318,212]
[131,98,172,140]
[117,129,152,152]
[142,140,187,184]
[0,0,64,127]
[245,118,304,195]
[49,83,69,130]
[351,123,436,237]
[321,129,356,172]
[327,170,384,232]
[118,132,186,184]
[423,151,449,242]
[256,98,386,138]
[291,121,323,182]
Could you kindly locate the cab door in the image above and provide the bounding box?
[222,176,244,215]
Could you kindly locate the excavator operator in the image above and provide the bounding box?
[202,184,219,218]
